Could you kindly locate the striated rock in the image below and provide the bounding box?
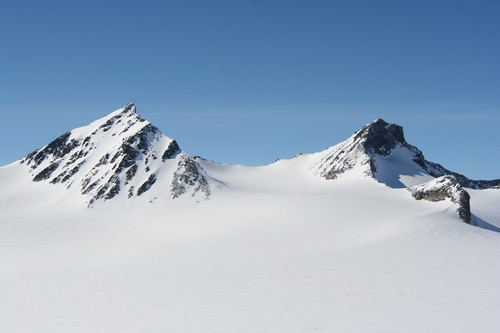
[23,132,81,169]
[33,162,61,182]
[137,173,157,196]
[162,140,180,161]
[409,175,471,224]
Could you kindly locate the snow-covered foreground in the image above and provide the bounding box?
[1,106,499,332]
[1,161,500,333]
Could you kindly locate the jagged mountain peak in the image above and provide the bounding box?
[110,102,136,115]
[122,102,136,112]
[101,103,142,124]
[313,118,500,189]
[312,118,407,181]
[19,104,213,206]
[82,102,148,137]
[354,118,407,156]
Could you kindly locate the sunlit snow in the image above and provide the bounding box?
[1,105,499,333]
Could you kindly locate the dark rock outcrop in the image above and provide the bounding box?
[162,140,180,161]
[33,162,60,182]
[409,175,471,224]
[171,154,210,200]
[23,132,80,169]
[354,118,406,156]
[137,173,157,196]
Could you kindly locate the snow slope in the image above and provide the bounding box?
[1,105,499,333]
[16,103,213,207]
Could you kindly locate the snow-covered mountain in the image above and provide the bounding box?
[19,103,212,206]
[1,104,499,333]
[312,118,499,189]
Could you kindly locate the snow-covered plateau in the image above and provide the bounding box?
[1,104,499,333]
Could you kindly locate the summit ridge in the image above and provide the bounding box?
[20,104,213,206]
[313,118,499,190]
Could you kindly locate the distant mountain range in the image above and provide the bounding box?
[7,103,498,224]
[2,104,500,333]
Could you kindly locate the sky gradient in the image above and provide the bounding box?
[1,0,499,179]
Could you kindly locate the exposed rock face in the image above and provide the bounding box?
[162,140,180,161]
[171,154,210,200]
[20,104,212,206]
[354,118,406,156]
[313,118,500,189]
[409,175,471,224]
[137,173,157,196]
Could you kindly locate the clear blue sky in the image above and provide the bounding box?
[1,0,499,179]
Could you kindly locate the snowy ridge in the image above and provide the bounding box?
[19,103,213,206]
[311,133,372,180]
[312,118,500,189]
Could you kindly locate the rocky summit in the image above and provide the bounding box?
[20,103,212,206]
[313,118,499,190]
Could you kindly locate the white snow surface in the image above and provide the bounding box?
[1,108,500,333]
[373,147,435,188]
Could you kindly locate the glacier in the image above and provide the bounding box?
[1,104,499,333]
